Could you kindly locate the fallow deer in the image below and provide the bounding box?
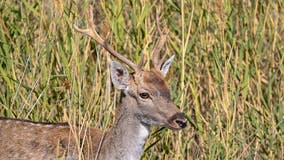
[0,6,187,160]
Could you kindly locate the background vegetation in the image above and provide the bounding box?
[0,0,283,159]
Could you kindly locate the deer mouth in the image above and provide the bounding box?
[136,112,187,130]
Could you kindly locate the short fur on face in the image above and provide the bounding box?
[110,58,186,130]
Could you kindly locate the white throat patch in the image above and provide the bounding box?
[126,124,149,160]
[138,124,149,139]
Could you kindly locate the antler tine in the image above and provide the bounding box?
[74,6,138,71]
[152,35,167,69]
[152,10,168,70]
[137,52,144,69]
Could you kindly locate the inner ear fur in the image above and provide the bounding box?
[110,61,130,90]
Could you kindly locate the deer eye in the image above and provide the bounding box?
[139,92,150,99]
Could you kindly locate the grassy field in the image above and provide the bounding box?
[0,0,283,159]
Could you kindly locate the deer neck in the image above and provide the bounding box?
[100,93,149,160]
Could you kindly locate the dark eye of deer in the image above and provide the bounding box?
[139,93,150,99]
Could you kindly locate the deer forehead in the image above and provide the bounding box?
[133,70,171,99]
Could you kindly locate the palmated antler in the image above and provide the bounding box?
[152,10,168,71]
[74,6,138,71]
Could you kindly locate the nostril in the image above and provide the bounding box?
[175,119,187,128]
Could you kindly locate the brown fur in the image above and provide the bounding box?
[140,70,171,99]
[0,118,104,159]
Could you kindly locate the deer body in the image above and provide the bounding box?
[0,6,187,160]
[0,118,102,160]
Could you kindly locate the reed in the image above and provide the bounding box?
[0,0,283,159]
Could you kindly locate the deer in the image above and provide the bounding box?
[0,6,187,160]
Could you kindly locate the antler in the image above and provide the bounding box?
[152,10,168,71]
[73,6,138,71]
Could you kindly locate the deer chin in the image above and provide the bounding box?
[136,114,185,130]
[135,112,187,130]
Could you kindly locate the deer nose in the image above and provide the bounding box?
[175,119,187,128]
[169,112,187,129]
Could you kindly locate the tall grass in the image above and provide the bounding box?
[0,0,283,159]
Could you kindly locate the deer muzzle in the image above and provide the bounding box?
[167,112,187,130]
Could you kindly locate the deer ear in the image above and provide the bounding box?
[110,61,130,90]
[160,55,175,77]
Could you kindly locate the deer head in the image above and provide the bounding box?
[74,7,187,130]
